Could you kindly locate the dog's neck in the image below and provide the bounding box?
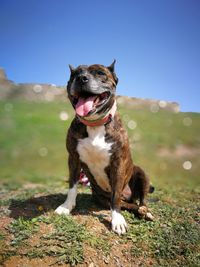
[77,100,117,127]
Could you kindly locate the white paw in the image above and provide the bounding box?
[111,210,128,235]
[138,206,148,215]
[55,204,71,215]
[145,212,154,221]
[55,184,77,216]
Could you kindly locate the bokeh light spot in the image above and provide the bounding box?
[159,100,167,108]
[127,120,137,130]
[183,117,192,127]
[122,114,130,122]
[182,161,192,170]
[174,106,180,113]
[59,111,69,121]
[33,84,43,93]
[38,147,48,157]
[150,103,159,113]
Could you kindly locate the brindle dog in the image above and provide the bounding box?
[55,61,154,235]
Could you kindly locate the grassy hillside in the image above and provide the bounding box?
[0,100,199,266]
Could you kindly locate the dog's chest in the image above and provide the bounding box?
[77,126,113,192]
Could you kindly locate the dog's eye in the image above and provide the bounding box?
[97,70,105,76]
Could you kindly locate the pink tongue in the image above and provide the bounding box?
[75,96,96,117]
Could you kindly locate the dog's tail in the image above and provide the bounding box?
[120,166,155,218]
[149,185,155,193]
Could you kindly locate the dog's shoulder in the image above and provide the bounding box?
[68,118,87,137]
[66,117,88,150]
[105,112,129,144]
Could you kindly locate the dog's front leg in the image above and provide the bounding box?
[55,153,81,215]
[110,170,128,235]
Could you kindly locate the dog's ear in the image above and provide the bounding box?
[107,60,118,85]
[107,59,116,73]
[69,64,75,74]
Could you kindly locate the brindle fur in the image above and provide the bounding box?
[66,110,150,217]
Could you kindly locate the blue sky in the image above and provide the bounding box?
[0,0,199,112]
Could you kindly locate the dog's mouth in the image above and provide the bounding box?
[72,91,111,117]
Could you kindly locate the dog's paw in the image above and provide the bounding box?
[138,206,148,216]
[138,206,154,221]
[145,212,154,221]
[55,204,71,215]
[111,210,128,235]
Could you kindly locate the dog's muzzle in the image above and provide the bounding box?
[77,100,117,127]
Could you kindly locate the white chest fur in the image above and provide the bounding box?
[77,126,112,192]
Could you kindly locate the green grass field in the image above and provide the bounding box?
[0,100,200,266]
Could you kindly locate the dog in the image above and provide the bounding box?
[55,61,154,235]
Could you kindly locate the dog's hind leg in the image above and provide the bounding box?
[121,166,154,220]
[130,166,150,206]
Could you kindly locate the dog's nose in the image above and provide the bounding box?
[77,75,89,84]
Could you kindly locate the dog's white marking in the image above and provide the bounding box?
[111,210,128,235]
[77,126,112,192]
[146,212,154,221]
[55,183,78,215]
[138,205,148,215]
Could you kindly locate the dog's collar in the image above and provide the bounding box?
[77,100,117,127]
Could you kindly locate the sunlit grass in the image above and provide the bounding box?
[0,100,200,266]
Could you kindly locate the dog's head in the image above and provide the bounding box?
[67,61,118,120]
